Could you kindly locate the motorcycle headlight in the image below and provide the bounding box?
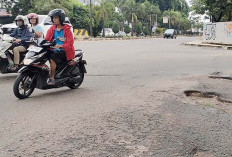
[24,59,34,65]
[23,52,46,65]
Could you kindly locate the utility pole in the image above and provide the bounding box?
[89,0,93,37]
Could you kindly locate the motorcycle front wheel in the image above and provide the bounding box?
[13,72,36,99]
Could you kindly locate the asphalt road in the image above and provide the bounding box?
[1,37,232,157]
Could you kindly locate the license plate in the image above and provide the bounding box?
[27,46,43,52]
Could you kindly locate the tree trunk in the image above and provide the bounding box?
[89,0,93,37]
[228,13,232,21]
[216,12,223,22]
[131,15,134,36]
[102,22,105,37]
[102,13,105,37]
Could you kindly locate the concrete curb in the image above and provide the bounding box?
[183,41,232,50]
[75,36,163,41]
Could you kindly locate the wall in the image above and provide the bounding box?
[203,22,232,44]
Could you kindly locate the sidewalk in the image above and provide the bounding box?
[184,40,232,50]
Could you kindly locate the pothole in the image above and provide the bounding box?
[209,76,232,80]
[210,72,222,76]
[184,90,232,104]
[184,90,219,99]
[193,152,215,157]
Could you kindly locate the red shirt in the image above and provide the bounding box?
[45,24,75,61]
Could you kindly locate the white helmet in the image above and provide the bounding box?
[14,15,27,27]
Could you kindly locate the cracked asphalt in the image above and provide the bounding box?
[1,37,232,157]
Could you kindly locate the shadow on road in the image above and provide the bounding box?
[28,87,89,100]
[0,74,17,82]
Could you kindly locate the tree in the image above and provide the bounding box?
[192,0,232,22]
[7,0,191,37]
[71,3,90,30]
[124,24,131,34]
[135,22,142,36]
[122,0,138,36]
[112,23,120,34]
[93,0,115,36]
[143,1,160,34]
[11,0,34,16]
[113,12,125,31]
[1,0,16,12]
[143,26,150,36]
[155,27,164,35]
[29,0,73,16]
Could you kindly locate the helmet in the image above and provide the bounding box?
[48,9,65,25]
[14,15,27,27]
[27,13,39,24]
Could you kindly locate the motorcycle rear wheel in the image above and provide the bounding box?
[68,72,84,89]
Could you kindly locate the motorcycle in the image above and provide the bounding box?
[13,39,87,99]
[0,39,33,73]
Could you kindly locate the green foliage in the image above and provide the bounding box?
[143,26,150,36]
[93,0,115,36]
[113,13,125,31]
[12,0,33,16]
[71,4,90,30]
[1,0,16,12]
[124,24,131,34]
[155,27,164,35]
[192,0,232,22]
[112,23,120,34]
[163,10,190,30]
[6,0,191,37]
[135,22,142,35]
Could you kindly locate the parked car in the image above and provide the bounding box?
[1,22,17,41]
[100,28,114,37]
[1,15,74,41]
[115,31,126,37]
[42,15,74,38]
[163,29,177,39]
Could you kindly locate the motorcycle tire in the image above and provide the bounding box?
[13,72,36,99]
[68,72,84,89]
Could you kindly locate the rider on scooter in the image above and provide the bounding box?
[27,13,44,45]
[10,15,32,71]
[44,9,75,85]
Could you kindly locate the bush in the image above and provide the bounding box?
[143,27,150,36]
[124,24,131,34]
[112,23,120,34]
[155,27,164,35]
[135,22,142,36]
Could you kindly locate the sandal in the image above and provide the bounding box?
[47,78,55,85]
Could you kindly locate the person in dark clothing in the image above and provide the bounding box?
[10,15,32,71]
